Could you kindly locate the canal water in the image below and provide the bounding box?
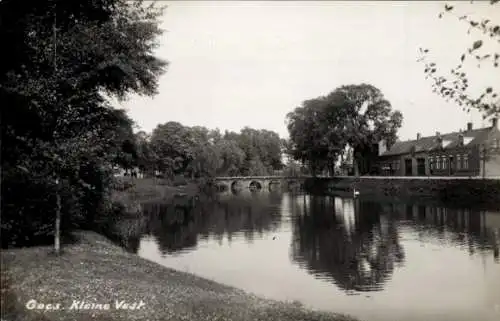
[134,191,500,321]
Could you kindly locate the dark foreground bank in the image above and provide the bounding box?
[1,231,358,321]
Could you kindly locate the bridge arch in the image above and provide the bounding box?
[231,181,241,190]
[268,179,281,191]
[249,180,262,191]
[216,183,229,192]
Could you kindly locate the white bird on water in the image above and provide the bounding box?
[353,188,360,197]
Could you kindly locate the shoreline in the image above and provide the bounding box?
[304,176,500,209]
[1,230,358,321]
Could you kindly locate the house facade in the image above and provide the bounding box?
[377,118,500,177]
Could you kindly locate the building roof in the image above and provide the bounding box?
[381,126,493,157]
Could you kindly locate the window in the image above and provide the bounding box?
[435,156,440,169]
[457,155,462,170]
[429,157,434,170]
[442,156,447,169]
[463,154,469,169]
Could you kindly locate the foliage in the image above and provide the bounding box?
[418,1,500,117]
[286,84,403,176]
[146,123,284,178]
[1,0,167,247]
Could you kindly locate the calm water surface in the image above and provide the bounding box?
[134,191,500,321]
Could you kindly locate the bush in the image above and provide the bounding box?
[172,175,188,187]
[1,161,113,248]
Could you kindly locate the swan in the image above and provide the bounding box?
[353,188,360,197]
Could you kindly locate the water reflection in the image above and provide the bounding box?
[124,190,500,321]
[290,196,405,293]
[133,192,499,281]
[141,191,283,255]
[120,192,500,321]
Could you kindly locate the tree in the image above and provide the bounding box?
[1,0,167,251]
[286,84,402,176]
[328,85,403,176]
[418,1,500,117]
[215,139,246,176]
[135,131,157,176]
[286,98,332,175]
[150,122,192,178]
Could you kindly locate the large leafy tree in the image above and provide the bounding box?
[286,84,402,176]
[1,0,167,250]
[329,85,403,176]
[287,98,333,175]
[150,122,193,177]
[418,1,500,117]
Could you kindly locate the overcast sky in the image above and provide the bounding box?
[117,1,499,140]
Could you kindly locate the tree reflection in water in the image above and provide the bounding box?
[290,195,405,293]
[289,195,500,294]
[140,191,284,255]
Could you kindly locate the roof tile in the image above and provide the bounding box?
[381,127,492,156]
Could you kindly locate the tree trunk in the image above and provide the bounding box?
[54,177,61,255]
[354,159,360,177]
[329,163,334,177]
[483,155,486,179]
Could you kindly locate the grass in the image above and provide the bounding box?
[111,177,201,204]
[1,231,359,321]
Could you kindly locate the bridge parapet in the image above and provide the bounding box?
[213,175,309,191]
[213,176,311,180]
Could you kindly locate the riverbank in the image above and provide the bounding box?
[305,176,500,209]
[1,231,357,321]
[111,177,202,204]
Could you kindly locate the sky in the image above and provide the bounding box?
[117,1,500,141]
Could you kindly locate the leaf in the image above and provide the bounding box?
[486,87,493,93]
[472,40,483,50]
[444,4,453,11]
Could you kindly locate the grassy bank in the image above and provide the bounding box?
[1,231,357,321]
[111,177,202,204]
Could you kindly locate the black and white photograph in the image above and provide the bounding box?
[1,1,500,321]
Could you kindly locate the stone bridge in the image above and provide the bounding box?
[213,176,309,192]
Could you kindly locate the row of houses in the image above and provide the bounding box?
[376,118,500,178]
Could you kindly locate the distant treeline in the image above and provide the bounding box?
[125,122,293,179]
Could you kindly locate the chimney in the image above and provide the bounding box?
[416,133,421,140]
[467,122,473,131]
[492,117,498,130]
[458,133,464,146]
[436,131,442,146]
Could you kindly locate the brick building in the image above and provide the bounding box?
[377,118,500,177]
